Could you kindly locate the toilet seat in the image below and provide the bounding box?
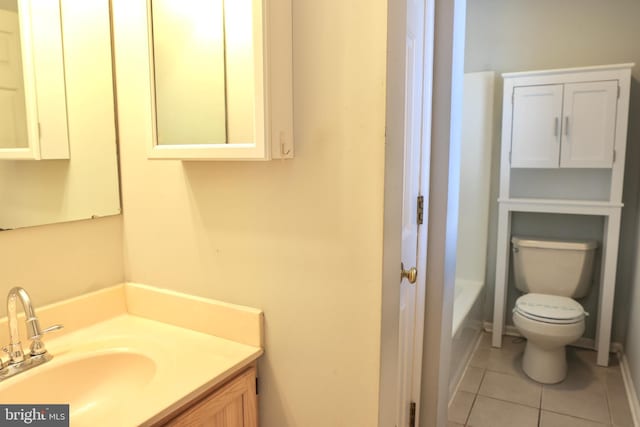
[514,293,586,325]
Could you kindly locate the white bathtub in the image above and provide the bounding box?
[449,278,485,399]
[452,279,484,337]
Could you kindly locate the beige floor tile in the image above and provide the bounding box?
[478,370,542,408]
[542,376,610,424]
[466,395,538,427]
[477,332,492,348]
[567,347,616,381]
[469,346,525,377]
[604,369,634,427]
[540,410,609,427]
[501,335,526,353]
[447,422,464,427]
[476,333,525,352]
[459,366,485,394]
[448,391,475,425]
[486,347,525,377]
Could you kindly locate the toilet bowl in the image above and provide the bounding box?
[513,293,586,384]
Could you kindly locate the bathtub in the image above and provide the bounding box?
[448,71,495,399]
[452,279,484,337]
[449,278,485,399]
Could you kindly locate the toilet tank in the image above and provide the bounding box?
[511,236,598,298]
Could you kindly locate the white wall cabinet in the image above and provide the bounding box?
[510,80,618,169]
[493,64,634,367]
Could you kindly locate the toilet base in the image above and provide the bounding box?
[522,341,567,384]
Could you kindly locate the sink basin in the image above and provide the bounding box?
[0,350,156,421]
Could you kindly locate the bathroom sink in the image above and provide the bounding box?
[0,312,262,427]
[0,349,156,421]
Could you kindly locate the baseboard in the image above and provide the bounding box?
[482,321,623,353]
[618,352,640,427]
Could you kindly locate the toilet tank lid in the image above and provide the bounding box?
[512,236,598,250]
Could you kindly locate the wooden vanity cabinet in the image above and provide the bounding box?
[161,365,258,427]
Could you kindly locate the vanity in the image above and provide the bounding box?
[0,284,264,426]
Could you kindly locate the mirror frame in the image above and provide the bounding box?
[0,0,70,160]
[144,0,293,161]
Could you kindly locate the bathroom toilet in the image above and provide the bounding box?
[511,236,597,384]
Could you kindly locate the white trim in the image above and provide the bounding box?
[420,1,467,426]
[448,329,483,407]
[503,62,634,78]
[619,352,640,427]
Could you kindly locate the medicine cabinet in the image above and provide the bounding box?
[142,0,293,161]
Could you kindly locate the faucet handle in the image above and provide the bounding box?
[41,324,63,335]
[2,344,24,364]
[29,324,63,340]
[29,324,63,356]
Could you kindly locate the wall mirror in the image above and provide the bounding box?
[145,0,293,160]
[0,0,121,230]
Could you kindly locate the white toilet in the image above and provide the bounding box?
[511,236,598,384]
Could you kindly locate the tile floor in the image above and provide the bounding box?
[448,333,635,427]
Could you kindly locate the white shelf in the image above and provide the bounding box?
[498,198,623,215]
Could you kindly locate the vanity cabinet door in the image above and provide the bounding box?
[510,84,563,168]
[165,366,257,427]
[559,81,618,168]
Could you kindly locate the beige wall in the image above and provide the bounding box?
[116,1,388,426]
[0,216,124,317]
[466,0,640,397]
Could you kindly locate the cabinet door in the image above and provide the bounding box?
[165,367,257,427]
[510,85,563,168]
[560,81,618,168]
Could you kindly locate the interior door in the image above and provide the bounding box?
[397,0,430,425]
[560,80,618,168]
[0,9,28,149]
[510,84,563,168]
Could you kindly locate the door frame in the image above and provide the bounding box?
[379,0,466,426]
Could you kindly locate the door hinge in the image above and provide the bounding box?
[255,377,259,395]
[509,151,512,164]
[613,149,617,163]
[511,90,514,105]
[409,401,416,427]
[617,85,621,99]
[417,195,424,225]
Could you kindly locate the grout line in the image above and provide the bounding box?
[464,391,479,426]
[538,376,544,427]
[472,393,541,410]
[604,375,614,426]
[542,408,614,426]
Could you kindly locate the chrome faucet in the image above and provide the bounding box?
[1,287,62,380]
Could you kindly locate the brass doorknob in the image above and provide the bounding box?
[401,262,418,284]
